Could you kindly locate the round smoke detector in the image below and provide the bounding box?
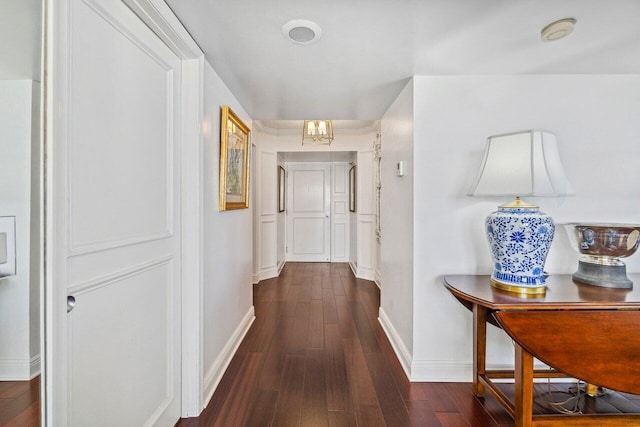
[541,18,576,42]
[282,20,322,45]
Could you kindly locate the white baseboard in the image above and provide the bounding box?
[277,260,285,276]
[409,360,569,383]
[348,261,357,277]
[410,360,473,382]
[0,354,41,380]
[378,308,412,380]
[30,354,40,379]
[252,273,260,284]
[202,306,255,409]
[258,266,279,282]
[356,266,375,281]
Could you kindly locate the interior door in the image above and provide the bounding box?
[49,0,182,425]
[287,163,331,262]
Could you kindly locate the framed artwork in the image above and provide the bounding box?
[278,166,286,212]
[349,165,356,212]
[219,105,250,210]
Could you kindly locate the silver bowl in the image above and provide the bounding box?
[564,223,640,265]
[563,223,640,288]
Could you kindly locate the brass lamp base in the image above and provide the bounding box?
[490,279,547,295]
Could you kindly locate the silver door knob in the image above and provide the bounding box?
[67,295,76,313]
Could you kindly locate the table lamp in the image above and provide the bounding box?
[469,130,574,294]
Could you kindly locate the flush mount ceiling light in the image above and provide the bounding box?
[282,20,322,45]
[541,18,576,42]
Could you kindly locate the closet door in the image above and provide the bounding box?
[49,0,183,425]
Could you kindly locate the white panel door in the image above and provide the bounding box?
[287,163,331,262]
[50,0,182,425]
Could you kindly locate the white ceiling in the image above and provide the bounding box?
[0,0,42,80]
[168,0,640,121]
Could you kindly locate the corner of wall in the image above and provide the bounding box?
[378,308,412,379]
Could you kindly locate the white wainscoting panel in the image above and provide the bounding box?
[69,259,175,426]
[357,214,375,279]
[260,217,276,271]
[68,0,175,255]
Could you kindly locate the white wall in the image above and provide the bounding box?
[0,80,40,379]
[201,62,254,404]
[410,75,640,380]
[379,79,415,376]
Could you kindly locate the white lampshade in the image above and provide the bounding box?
[468,130,574,197]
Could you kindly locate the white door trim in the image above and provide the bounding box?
[45,0,205,424]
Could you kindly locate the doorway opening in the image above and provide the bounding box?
[279,151,357,265]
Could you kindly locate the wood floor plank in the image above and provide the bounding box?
[210,352,263,427]
[301,349,330,426]
[406,400,443,427]
[0,378,40,426]
[350,300,382,354]
[324,324,352,412]
[287,302,311,355]
[332,274,346,296]
[364,351,412,427]
[443,383,500,427]
[312,274,324,300]
[435,412,472,427]
[334,295,359,339]
[322,287,339,324]
[271,355,306,426]
[342,338,386,425]
[327,411,358,427]
[258,315,295,391]
[242,390,278,427]
[2,400,40,427]
[308,299,325,349]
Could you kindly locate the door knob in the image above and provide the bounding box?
[67,295,76,313]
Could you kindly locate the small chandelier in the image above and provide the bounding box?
[302,120,334,145]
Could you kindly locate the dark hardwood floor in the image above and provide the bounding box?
[177,262,640,427]
[0,376,40,427]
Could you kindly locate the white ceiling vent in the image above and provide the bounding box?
[282,20,322,45]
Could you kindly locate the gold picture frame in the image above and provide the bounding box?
[220,105,250,210]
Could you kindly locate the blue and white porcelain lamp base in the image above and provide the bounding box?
[486,197,555,295]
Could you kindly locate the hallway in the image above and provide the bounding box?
[177,262,515,426]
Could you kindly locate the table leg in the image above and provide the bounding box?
[472,304,487,396]
[514,343,534,427]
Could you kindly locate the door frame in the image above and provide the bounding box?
[44,0,205,424]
